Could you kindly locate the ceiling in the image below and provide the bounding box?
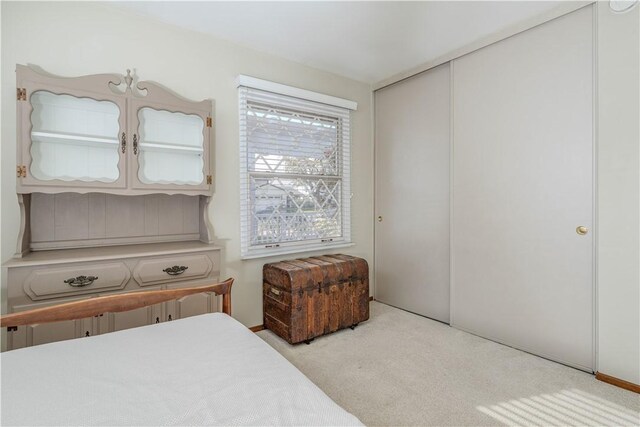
[114,1,567,84]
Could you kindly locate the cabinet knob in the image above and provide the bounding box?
[163,266,188,276]
[377,216,383,222]
[64,275,98,287]
[576,226,589,235]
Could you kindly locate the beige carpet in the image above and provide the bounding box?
[257,301,640,426]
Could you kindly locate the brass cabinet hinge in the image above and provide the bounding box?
[206,117,212,127]
[17,88,26,101]
[206,175,212,185]
[16,165,26,178]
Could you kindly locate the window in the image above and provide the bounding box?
[238,79,355,259]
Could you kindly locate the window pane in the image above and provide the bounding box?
[249,175,342,245]
[239,86,351,257]
[137,107,204,185]
[30,91,120,182]
[247,103,340,176]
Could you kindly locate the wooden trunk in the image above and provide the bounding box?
[263,255,369,344]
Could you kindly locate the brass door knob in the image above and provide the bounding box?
[377,216,383,222]
[576,226,588,235]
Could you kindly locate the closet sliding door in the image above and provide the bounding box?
[375,64,450,323]
[451,7,594,370]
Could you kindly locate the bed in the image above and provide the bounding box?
[0,280,362,426]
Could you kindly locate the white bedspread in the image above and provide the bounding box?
[0,313,362,426]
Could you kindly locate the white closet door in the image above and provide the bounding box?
[451,7,593,370]
[375,64,450,322]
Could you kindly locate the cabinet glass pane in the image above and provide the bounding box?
[137,108,205,185]
[30,91,120,182]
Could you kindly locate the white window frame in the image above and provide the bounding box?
[237,76,357,259]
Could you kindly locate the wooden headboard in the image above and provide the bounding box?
[0,278,233,328]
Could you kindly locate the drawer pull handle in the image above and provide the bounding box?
[163,265,188,276]
[270,288,281,296]
[64,275,98,287]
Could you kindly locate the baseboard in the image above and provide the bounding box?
[596,371,640,394]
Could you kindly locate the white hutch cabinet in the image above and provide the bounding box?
[5,66,222,350]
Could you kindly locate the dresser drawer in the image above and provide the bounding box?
[132,253,215,286]
[23,262,130,300]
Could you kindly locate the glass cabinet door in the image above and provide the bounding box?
[26,90,125,186]
[131,101,210,190]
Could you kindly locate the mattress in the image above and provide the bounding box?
[0,313,362,426]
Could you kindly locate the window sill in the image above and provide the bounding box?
[241,242,354,260]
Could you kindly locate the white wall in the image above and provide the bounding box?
[596,2,640,385]
[0,1,373,329]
